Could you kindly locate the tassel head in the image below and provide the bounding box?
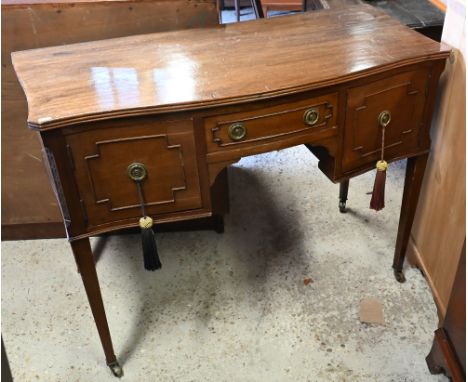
[139,216,153,229]
[139,216,162,271]
[376,160,388,171]
[370,160,387,211]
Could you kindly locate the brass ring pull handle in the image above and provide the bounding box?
[228,122,247,141]
[303,107,320,126]
[127,162,161,271]
[378,110,391,127]
[127,162,148,217]
[127,162,147,182]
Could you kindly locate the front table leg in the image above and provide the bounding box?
[71,239,123,377]
[393,154,428,283]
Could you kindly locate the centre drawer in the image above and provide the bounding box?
[204,93,338,159]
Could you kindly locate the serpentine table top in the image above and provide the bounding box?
[12,4,448,130]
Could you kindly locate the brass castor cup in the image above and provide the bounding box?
[394,269,406,283]
[108,362,124,378]
[339,201,347,213]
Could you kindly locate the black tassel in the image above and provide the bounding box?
[139,216,161,271]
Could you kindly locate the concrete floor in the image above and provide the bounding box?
[2,146,448,381]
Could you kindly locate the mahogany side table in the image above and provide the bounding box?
[12,4,450,376]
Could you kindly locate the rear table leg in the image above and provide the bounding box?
[339,180,350,213]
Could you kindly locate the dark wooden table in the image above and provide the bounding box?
[12,4,449,376]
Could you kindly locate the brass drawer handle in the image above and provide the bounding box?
[378,110,391,127]
[126,161,162,271]
[228,122,247,141]
[127,162,147,182]
[303,107,320,126]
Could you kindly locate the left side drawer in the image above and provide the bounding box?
[65,117,202,229]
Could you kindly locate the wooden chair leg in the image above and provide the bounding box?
[251,0,265,18]
[339,180,350,213]
[218,0,225,22]
[71,238,123,378]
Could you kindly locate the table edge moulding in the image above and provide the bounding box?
[11,3,450,377]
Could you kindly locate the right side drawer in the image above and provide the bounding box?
[342,69,430,173]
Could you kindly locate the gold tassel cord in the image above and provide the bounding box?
[128,162,162,271]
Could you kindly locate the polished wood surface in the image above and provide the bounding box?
[12,4,449,373]
[2,0,219,239]
[12,4,448,130]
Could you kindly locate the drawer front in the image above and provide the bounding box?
[65,118,202,229]
[342,70,429,172]
[204,93,338,158]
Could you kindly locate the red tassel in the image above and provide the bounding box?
[370,160,387,211]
